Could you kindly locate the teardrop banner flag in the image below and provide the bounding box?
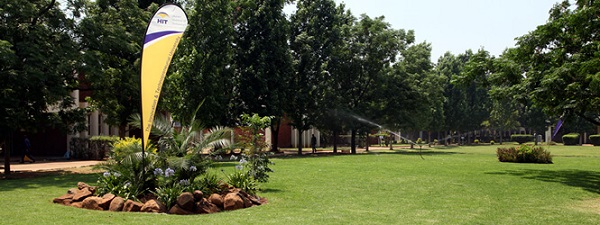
[141,4,188,150]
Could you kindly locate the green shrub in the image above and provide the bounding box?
[89,136,119,160]
[227,170,257,195]
[590,135,600,146]
[474,139,480,144]
[511,134,533,144]
[69,137,89,159]
[562,133,580,145]
[496,145,552,164]
[195,172,227,196]
[490,140,495,145]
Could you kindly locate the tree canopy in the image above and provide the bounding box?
[514,0,600,126]
[5,0,600,158]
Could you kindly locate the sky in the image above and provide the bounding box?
[285,0,561,62]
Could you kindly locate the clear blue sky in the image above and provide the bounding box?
[285,0,560,62]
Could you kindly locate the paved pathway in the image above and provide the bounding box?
[1,160,102,172]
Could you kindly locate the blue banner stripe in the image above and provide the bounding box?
[144,30,183,45]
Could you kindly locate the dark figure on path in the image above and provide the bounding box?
[311,134,317,154]
[21,135,35,163]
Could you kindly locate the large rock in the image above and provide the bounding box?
[123,199,143,212]
[236,191,255,208]
[109,197,125,211]
[141,199,167,213]
[53,193,74,205]
[239,193,253,208]
[176,192,195,211]
[67,188,79,194]
[73,188,93,201]
[194,199,221,214]
[223,193,243,211]
[208,193,224,209]
[247,195,263,206]
[77,182,90,190]
[193,190,204,201]
[71,202,83,208]
[99,193,116,210]
[169,204,193,215]
[82,196,104,210]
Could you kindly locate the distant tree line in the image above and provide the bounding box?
[1,0,598,156]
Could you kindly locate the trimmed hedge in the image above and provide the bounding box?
[590,135,600,146]
[511,134,533,144]
[562,133,580,146]
[497,145,552,164]
[69,136,119,160]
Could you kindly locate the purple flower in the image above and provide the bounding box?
[153,168,164,176]
[165,168,175,177]
[179,179,190,186]
[103,172,111,177]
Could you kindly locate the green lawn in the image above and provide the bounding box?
[2,144,600,224]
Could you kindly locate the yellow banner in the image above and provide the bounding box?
[141,4,188,150]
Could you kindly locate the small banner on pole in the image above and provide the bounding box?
[140,4,188,150]
[552,119,564,139]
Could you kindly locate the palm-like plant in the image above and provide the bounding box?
[129,110,232,181]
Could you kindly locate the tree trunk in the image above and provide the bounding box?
[365,131,369,152]
[499,129,503,145]
[333,130,338,153]
[3,132,11,176]
[118,123,127,139]
[297,129,303,155]
[428,131,431,143]
[389,131,394,150]
[351,129,356,154]
[270,120,281,152]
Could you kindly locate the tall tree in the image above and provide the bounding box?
[393,42,442,137]
[331,14,404,154]
[0,0,84,174]
[514,0,600,126]
[453,49,492,142]
[487,48,526,144]
[316,3,354,153]
[165,0,236,127]
[233,0,293,151]
[77,0,151,137]
[437,52,468,136]
[288,0,341,154]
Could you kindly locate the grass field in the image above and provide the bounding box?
[2,144,600,224]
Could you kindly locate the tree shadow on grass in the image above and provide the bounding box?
[373,149,464,156]
[260,188,282,193]
[0,171,98,192]
[486,169,600,194]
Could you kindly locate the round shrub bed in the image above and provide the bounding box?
[589,135,600,146]
[562,133,580,146]
[53,182,266,215]
[497,145,552,164]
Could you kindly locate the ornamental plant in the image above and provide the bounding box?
[151,166,196,209]
[562,133,580,146]
[496,144,552,164]
[590,134,600,146]
[97,112,232,202]
[238,113,275,183]
[96,137,156,200]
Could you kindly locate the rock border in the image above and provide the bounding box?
[53,182,267,215]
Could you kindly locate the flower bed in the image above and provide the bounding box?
[53,182,266,215]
